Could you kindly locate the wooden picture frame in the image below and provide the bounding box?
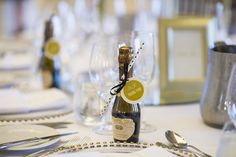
[158,17,215,104]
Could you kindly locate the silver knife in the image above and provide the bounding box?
[0,131,78,150]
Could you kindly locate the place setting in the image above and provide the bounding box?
[15,130,210,157]
[0,124,80,156]
[0,87,77,155]
[0,122,212,157]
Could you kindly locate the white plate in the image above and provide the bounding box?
[46,141,194,157]
[0,124,59,151]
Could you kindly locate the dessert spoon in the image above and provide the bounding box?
[165,130,212,157]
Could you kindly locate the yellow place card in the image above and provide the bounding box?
[121,79,145,104]
[45,39,60,59]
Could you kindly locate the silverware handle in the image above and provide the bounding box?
[156,142,198,157]
[0,137,40,150]
[188,145,212,157]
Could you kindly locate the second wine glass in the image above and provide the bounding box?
[89,36,119,135]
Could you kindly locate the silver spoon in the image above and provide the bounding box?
[165,130,212,157]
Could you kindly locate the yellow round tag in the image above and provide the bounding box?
[45,39,60,59]
[121,79,145,104]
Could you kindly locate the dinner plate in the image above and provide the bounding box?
[0,107,72,122]
[0,124,59,151]
[40,141,195,157]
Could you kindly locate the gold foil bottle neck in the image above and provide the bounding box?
[119,46,132,55]
[44,16,54,43]
[118,46,133,79]
[119,46,133,63]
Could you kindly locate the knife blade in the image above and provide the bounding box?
[0,131,78,150]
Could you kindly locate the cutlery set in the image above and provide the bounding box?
[24,136,91,157]
[0,128,212,157]
[0,132,78,150]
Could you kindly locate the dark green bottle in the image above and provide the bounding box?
[40,16,61,89]
[112,46,141,143]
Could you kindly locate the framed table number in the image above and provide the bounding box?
[158,17,215,104]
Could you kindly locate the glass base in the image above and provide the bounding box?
[94,122,113,135]
[81,118,101,127]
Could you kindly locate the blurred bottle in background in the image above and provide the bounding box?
[40,15,61,89]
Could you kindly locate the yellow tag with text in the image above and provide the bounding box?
[45,39,60,59]
[121,79,145,104]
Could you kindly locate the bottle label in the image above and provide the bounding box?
[42,70,53,88]
[121,79,145,104]
[112,117,135,141]
[45,39,60,59]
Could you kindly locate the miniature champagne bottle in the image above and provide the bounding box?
[112,46,141,143]
[40,16,61,89]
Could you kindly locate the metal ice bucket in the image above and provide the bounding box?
[200,43,236,128]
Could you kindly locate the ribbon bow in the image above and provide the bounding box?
[110,62,129,95]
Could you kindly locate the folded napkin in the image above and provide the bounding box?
[0,52,32,71]
[0,88,70,115]
[49,146,177,157]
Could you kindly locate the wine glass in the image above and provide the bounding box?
[89,35,119,135]
[89,31,156,135]
[218,63,236,157]
[131,31,156,133]
[115,31,157,133]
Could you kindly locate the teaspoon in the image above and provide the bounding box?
[165,130,212,157]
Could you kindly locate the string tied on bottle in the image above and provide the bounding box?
[110,62,129,95]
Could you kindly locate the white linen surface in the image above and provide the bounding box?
[49,146,177,157]
[0,88,70,114]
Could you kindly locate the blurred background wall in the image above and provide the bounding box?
[0,0,234,39]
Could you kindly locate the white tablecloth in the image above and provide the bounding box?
[59,103,221,156]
